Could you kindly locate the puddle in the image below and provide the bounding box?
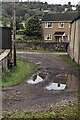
[46,74,78,91]
[27,75,43,84]
[46,83,66,90]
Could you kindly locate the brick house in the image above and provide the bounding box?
[68,14,80,65]
[41,12,79,42]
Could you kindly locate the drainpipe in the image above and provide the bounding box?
[78,20,80,66]
[73,21,76,60]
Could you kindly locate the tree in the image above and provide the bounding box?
[68,2,71,6]
[25,15,42,38]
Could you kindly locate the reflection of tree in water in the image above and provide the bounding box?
[57,83,60,87]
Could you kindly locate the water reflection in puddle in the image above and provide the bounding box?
[27,75,43,84]
[46,83,66,90]
[46,74,78,91]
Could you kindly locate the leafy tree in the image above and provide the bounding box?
[25,15,42,38]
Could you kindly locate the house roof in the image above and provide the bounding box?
[71,13,80,23]
[41,12,80,22]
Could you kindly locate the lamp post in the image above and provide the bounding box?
[13,0,17,66]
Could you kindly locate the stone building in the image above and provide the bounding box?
[68,15,80,65]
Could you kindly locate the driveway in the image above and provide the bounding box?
[2,52,78,114]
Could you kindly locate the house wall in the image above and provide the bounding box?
[68,19,80,65]
[41,21,71,42]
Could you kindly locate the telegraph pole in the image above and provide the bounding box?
[13,0,17,66]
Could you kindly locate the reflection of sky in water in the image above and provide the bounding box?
[27,75,43,84]
[46,83,66,90]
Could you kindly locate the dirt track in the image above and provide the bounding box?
[2,52,78,114]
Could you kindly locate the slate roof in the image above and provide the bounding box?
[41,12,80,22]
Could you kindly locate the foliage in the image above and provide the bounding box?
[2,103,78,119]
[2,2,78,28]
[2,59,36,87]
[25,15,42,38]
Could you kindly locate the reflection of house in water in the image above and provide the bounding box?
[66,74,78,89]
[54,74,78,89]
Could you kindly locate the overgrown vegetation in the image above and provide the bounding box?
[58,55,80,72]
[2,59,36,87]
[2,103,79,120]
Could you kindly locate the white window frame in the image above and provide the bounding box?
[45,22,53,28]
[44,34,52,40]
[58,22,64,28]
[68,34,70,41]
[69,23,71,28]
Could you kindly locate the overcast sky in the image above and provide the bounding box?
[41,0,79,5]
[22,0,79,5]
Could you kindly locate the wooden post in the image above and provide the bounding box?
[13,0,17,66]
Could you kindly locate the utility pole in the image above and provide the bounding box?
[13,0,17,66]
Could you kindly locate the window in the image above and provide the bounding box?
[68,34,70,41]
[45,22,53,28]
[44,34,52,40]
[69,24,71,28]
[58,22,64,28]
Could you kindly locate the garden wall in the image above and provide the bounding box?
[16,41,69,52]
[0,50,11,74]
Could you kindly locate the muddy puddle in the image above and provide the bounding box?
[27,75,44,84]
[27,66,47,84]
[46,73,78,91]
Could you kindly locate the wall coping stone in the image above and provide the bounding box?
[0,50,10,61]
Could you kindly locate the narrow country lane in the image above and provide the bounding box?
[2,52,78,114]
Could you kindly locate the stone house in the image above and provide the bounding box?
[41,12,79,42]
[68,14,80,65]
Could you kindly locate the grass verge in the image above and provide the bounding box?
[17,49,64,53]
[2,103,79,120]
[2,59,36,87]
[58,55,80,73]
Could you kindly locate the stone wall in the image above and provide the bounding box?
[68,18,80,65]
[0,50,11,74]
[16,41,69,52]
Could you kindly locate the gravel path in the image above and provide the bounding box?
[2,52,78,114]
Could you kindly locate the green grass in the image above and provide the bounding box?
[58,55,80,72]
[2,59,36,87]
[17,48,64,53]
[2,103,79,120]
